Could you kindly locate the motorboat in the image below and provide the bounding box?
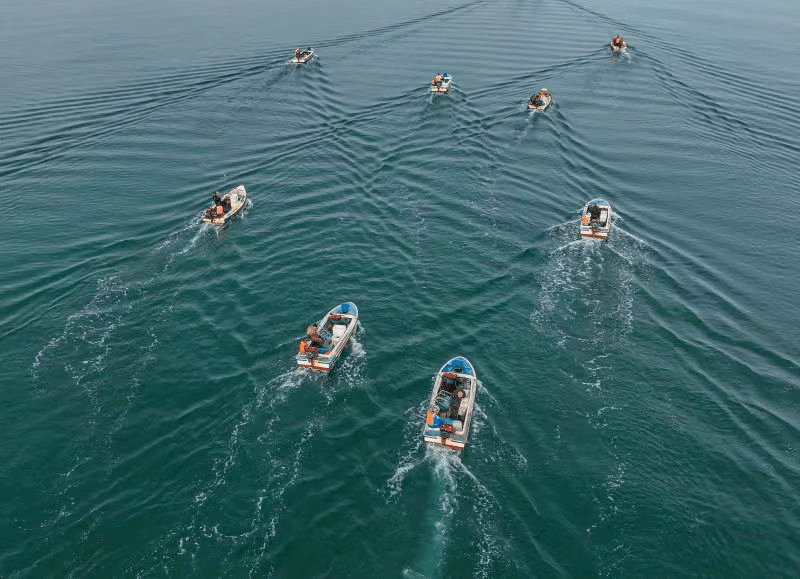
[528,88,552,111]
[295,302,358,372]
[201,185,247,225]
[580,198,614,240]
[292,48,315,64]
[430,73,452,94]
[610,37,627,52]
[422,356,477,453]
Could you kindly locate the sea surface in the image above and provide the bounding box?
[1,0,798,576]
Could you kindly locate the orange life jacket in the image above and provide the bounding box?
[299,340,307,354]
[582,214,589,224]
[216,204,224,215]
[426,411,435,426]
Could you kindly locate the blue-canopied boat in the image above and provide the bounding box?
[295,302,358,372]
[423,356,477,452]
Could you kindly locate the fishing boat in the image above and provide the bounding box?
[295,302,358,372]
[430,72,452,94]
[528,88,552,111]
[580,198,614,240]
[610,37,627,52]
[292,48,315,64]
[423,356,478,453]
[201,185,247,225]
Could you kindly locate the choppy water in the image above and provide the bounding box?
[2,0,799,576]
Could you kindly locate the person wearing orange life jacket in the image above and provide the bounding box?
[426,406,443,428]
[612,36,625,49]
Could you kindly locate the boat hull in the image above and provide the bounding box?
[295,302,358,372]
[422,356,477,454]
[201,185,247,225]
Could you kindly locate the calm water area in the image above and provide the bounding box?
[1,0,798,576]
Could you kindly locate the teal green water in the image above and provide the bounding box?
[2,0,799,576]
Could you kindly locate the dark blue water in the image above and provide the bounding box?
[2,0,799,576]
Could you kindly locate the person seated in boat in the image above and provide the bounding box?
[432,74,443,86]
[588,204,602,222]
[306,323,328,348]
[612,36,625,48]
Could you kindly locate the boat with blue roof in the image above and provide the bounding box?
[423,356,477,452]
[580,198,614,240]
[296,302,358,372]
[431,72,452,94]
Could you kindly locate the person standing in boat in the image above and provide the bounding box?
[588,204,602,222]
[295,48,301,59]
[531,90,547,107]
[611,36,625,49]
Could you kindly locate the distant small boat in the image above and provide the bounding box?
[610,37,627,52]
[292,48,315,64]
[423,356,478,453]
[528,88,552,111]
[430,73,452,94]
[201,185,247,225]
[296,302,358,372]
[580,198,614,240]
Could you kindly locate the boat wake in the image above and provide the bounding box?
[532,218,648,349]
[134,327,368,576]
[27,218,217,563]
[386,395,514,577]
[532,217,649,573]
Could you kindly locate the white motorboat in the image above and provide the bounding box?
[610,37,627,52]
[295,302,358,372]
[430,73,452,94]
[580,198,614,240]
[201,185,247,225]
[292,48,315,64]
[528,88,552,111]
[422,356,477,453]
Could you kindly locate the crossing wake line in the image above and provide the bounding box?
[130,327,367,577]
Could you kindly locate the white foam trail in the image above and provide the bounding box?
[383,403,428,500]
